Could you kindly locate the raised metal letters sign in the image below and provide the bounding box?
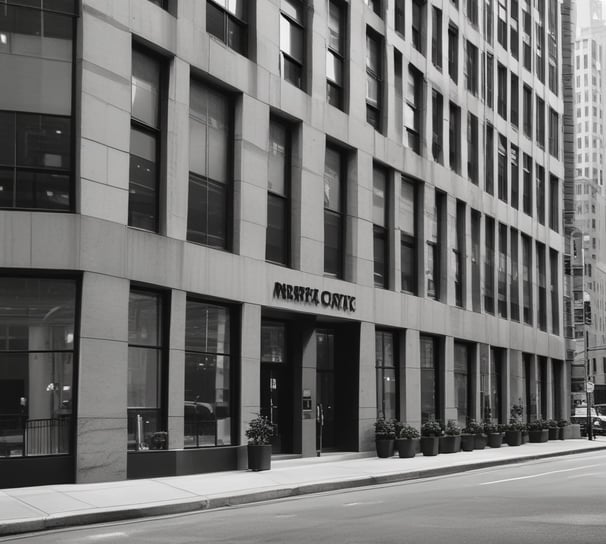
[273,282,356,313]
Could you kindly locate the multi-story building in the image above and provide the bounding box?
[0,0,571,488]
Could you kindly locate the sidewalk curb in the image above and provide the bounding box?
[2,445,606,537]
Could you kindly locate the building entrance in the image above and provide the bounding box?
[316,328,336,450]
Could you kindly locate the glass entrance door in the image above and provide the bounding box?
[316,329,336,450]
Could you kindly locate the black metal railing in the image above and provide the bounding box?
[0,416,71,457]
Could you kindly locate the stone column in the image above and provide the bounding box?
[358,321,376,452]
[404,329,421,429]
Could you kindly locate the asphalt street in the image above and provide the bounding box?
[3,451,605,544]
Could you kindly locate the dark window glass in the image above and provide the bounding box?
[206,0,248,56]
[376,331,398,420]
[498,223,507,318]
[484,217,495,314]
[412,0,425,54]
[281,0,305,89]
[454,342,471,426]
[510,228,519,321]
[400,177,417,294]
[420,335,439,423]
[327,0,345,110]
[366,29,382,130]
[373,165,388,288]
[324,146,345,277]
[187,174,228,248]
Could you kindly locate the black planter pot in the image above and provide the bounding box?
[528,429,549,443]
[460,434,475,451]
[505,430,522,446]
[474,433,488,450]
[376,439,395,458]
[487,433,503,448]
[396,438,419,458]
[439,435,461,453]
[420,436,440,456]
[247,444,272,471]
[548,428,559,440]
[521,431,529,444]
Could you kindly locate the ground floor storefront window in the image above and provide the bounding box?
[376,330,398,420]
[0,278,76,458]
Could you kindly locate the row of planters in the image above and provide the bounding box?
[375,417,573,458]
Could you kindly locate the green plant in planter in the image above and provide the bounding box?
[444,419,461,436]
[149,431,168,450]
[420,420,442,456]
[557,419,570,427]
[546,419,559,429]
[374,417,396,439]
[398,423,420,439]
[463,419,484,435]
[440,419,461,454]
[527,419,544,431]
[527,419,549,443]
[483,421,500,435]
[421,420,443,437]
[245,415,274,445]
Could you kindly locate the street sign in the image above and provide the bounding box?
[586,381,595,393]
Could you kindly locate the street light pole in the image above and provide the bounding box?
[571,228,593,441]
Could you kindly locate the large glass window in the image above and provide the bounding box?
[420,335,439,423]
[522,233,532,325]
[537,242,547,331]
[373,165,388,288]
[400,177,417,294]
[129,48,163,232]
[550,248,559,335]
[485,124,494,195]
[431,7,442,69]
[128,290,166,451]
[510,228,520,321]
[280,0,305,89]
[327,0,346,110]
[536,96,545,149]
[376,330,398,420]
[432,89,443,163]
[184,300,233,448]
[188,81,231,249]
[454,200,465,307]
[412,0,425,54]
[536,163,545,225]
[206,0,248,56]
[448,23,458,82]
[266,119,290,266]
[467,113,478,184]
[0,278,76,458]
[366,29,382,130]
[497,134,507,202]
[0,1,75,211]
[324,145,345,277]
[465,40,478,95]
[406,65,423,153]
[484,216,495,314]
[449,102,460,174]
[497,223,508,318]
[454,342,471,427]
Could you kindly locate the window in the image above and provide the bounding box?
[280,0,305,89]
[467,113,479,184]
[467,0,478,25]
[412,0,425,54]
[537,242,546,331]
[400,177,417,294]
[373,165,388,288]
[454,201,466,307]
[0,278,77,458]
[485,53,494,109]
[498,223,507,318]
[130,48,163,232]
[536,96,545,148]
[510,0,519,58]
[535,11,545,83]
[0,2,76,211]
[497,63,507,119]
[549,174,559,232]
[366,29,383,130]
[522,1,531,70]
[432,7,442,69]
[365,0,382,16]
[510,228,520,321]
[327,1,346,109]
[471,209,481,312]
[128,290,166,451]
[324,145,346,277]
[454,343,472,426]
[510,73,519,127]
[376,331,398,420]
[522,153,532,215]
[427,192,443,300]
[395,0,405,35]
[522,85,532,138]
[184,300,234,448]
[536,164,545,225]
[484,216,495,314]
[548,108,558,157]
[206,0,248,56]
[522,233,532,324]
[484,0,493,43]
[497,134,507,202]
[188,81,231,249]
[510,145,519,209]
[497,0,507,48]
[547,0,558,94]
[485,124,494,195]
[420,335,440,423]
[448,23,458,82]
[550,248,559,335]
[432,90,443,163]
[465,41,478,95]
[449,102,461,173]
[406,65,423,153]
[266,119,291,266]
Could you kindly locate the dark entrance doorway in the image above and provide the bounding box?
[316,328,336,450]
[260,321,293,453]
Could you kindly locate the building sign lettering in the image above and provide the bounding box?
[273,282,356,312]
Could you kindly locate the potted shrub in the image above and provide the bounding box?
[396,423,420,458]
[420,420,442,456]
[374,417,396,458]
[149,431,168,450]
[546,419,559,440]
[460,421,476,451]
[484,421,503,448]
[465,419,487,449]
[245,415,274,471]
[558,419,571,440]
[504,420,523,447]
[440,419,461,453]
[528,419,549,443]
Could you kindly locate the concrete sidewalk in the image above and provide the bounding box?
[1,438,606,537]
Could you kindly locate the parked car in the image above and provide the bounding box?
[570,405,606,436]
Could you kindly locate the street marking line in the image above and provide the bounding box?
[480,464,601,485]
[343,501,384,507]
[88,533,128,540]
